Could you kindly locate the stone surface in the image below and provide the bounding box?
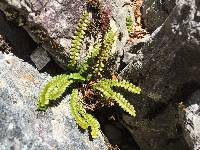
[30,47,51,70]
[0,52,108,150]
[0,0,133,70]
[180,90,200,150]
[142,0,176,33]
[119,0,200,150]
[0,10,37,62]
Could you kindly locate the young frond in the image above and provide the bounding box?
[68,11,90,69]
[78,43,101,74]
[126,16,133,33]
[93,30,116,75]
[37,74,73,111]
[93,84,136,117]
[102,30,116,61]
[98,79,141,94]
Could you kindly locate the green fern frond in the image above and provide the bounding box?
[98,79,141,94]
[93,84,136,117]
[126,16,133,33]
[68,11,89,69]
[70,89,89,129]
[108,89,136,117]
[37,74,73,111]
[78,43,101,74]
[67,73,86,81]
[93,30,116,75]
[85,114,100,138]
[70,89,100,138]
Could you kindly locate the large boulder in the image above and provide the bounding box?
[119,0,200,149]
[0,0,133,69]
[0,52,108,150]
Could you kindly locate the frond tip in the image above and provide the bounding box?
[93,79,140,117]
[68,11,90,69]
[99,79,141,94]
[78,43,101,74]
[93,30,116,75]
[69,89,100,138]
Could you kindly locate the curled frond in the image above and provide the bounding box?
[68,11,89,69]
[93,84,136,117]
[37,74,73,111]
[93,30,116,75]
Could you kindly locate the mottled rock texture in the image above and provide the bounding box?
[142,0,176,33]
[0,52,108,150]
[120,0,200,150]
[180,90,200,150]
[0,0,133,69]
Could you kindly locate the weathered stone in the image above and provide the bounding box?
[0,10,37,62]
[119,0,200,149]
[142,0,176,33]
[0,0,85,68]
[0,52,108,150]
[0,0,133,70]
[179,90,200,150]
[30,47,51,70]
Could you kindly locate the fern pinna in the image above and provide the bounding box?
[37,8,141,139]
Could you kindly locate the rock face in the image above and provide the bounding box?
[0,10,37,62]
[142,0,176,33]
[0,52,107,150]
[0,0,133,69]
[180,90,200,150]
[119,0,200,150]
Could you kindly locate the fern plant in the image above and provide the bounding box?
[126,15,133,33]
[37,9,141,139]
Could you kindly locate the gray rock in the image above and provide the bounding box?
[0,52,108,150]
[142,0,176,32]
[0,0,85,68]
[179,90,200,150]
[0,10,37,62]
[0,0,133,70]
[30,47,51,70]
[119,0,200,149]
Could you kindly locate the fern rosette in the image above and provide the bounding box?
[37,6,141,139]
